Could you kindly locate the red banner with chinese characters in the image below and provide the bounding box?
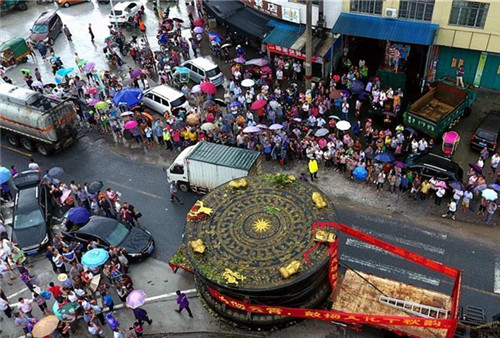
[208,287,458,329]
[267,43,324,64]
[328,239,338,291]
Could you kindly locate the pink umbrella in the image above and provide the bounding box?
[88,99,99,106]
[318,138,327,148]
[193,18,204,27]
[435,181,447,188]
[260,66,272,74]
[83,61,95,72]
[200,82,216,94]
[126,289,146,309]
[124,120,138,130]
[60,189,72,204]
[251,99,267,110]
[243,126,261,133]
[86,87,100,95]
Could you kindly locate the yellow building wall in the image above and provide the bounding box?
[343,0,500,53]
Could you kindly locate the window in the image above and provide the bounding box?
[449,0,489,28]
[350,0,383,15]
[399,0,435,21]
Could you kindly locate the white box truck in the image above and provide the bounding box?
[165,142,261,193]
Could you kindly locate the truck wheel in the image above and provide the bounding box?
[36,143,52,156]
[20,138,35,152]
[6,134,19,147]
[178,182,190,193]
[16,2,28,10]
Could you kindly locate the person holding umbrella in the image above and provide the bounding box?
[132,306,152,326]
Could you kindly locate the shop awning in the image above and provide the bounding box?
[203,0,244,19]
[225,7,271,40]
[263,20,305,49]
[332,13,438,45]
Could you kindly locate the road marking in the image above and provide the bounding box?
[495,256,500,294]
[7,287,28,300]
[340,254,441,286]
[350,225,445,255]
[355,213,448,240]
[1,145,32,157]
[345,238,397,258]
[107,179,163,199]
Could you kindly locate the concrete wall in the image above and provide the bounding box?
[263,0,343,28]
[342,0,500,53]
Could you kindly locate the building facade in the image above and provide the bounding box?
[337,0,500,90]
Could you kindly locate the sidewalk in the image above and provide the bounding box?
[1,256,377,338]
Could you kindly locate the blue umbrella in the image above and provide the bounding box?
[220,124,232,132]
[229,101,241,107]
[112,88,144,108]
[67,207,90,224]
[48,167,64,177]
[353,167,367,181]
[81,248,109,268]
[374,152,395,163]
[351,80,364,96]
[489,183,500,192]
[0,167,12,184]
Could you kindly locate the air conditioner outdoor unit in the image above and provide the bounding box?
[385,8,397,18]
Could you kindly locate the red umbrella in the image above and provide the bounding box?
[251,99,267,110]
[193,18,204,27]
[200,82,216,94]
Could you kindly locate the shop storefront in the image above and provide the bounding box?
[262,20,339,80]
[431,46,500,90]
[333,13,438,95]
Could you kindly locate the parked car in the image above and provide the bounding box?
[57,0,89,7]
[10,171,52,255]
[109,1,140,24]
[405,153,464,183]
[29,11,63,44]
[62,216,155,260]
[142,85,190,115]
[470,111,500,152]
[181,57,224,86]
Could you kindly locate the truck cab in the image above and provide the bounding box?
[165,145,196,192]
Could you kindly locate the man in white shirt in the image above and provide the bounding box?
[490,152,500,177]
[28,159,40,171]
[418,138,428,152]
[18,298,33,318]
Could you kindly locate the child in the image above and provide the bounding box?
[130,321,144,337]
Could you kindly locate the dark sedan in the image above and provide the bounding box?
[62,216,155,261]
[11,171,52,255]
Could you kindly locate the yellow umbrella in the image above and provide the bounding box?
[32,315,59,337]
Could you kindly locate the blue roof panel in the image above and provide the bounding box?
[332,13,438,46]
[263,19,305,48]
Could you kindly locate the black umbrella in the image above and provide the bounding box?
[88,180,103,194]
[172,17,184,23]
[214,98,227,107]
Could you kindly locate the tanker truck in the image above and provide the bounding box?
[0,83,78,155]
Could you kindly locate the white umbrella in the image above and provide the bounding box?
[255,124,268,129]
[336,120,351,131]
[121,111,134,117]
[201,122,216,131]
[482,188,498,201]
[243,126,261,133]
[269,123,283,130]
[191,84,202,93]
[241,79,255,88]
[314,128,329,137]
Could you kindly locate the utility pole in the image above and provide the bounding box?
[305,0,313,89]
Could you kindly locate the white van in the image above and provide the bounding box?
[142,85,190,115]
[181,57,224,87]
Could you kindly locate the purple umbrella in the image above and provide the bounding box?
[83,61,96,72]
[131,69,142,79]
[126,289,146,309]
[243,126,260,133]
[88,99,99,106]
[351,80,365,96]
[489,183,500,192]
[393,161,406,168]
[193,26,204,34]
[468,163,483,174]
[233,57,246,64]
[449,181,465,191]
